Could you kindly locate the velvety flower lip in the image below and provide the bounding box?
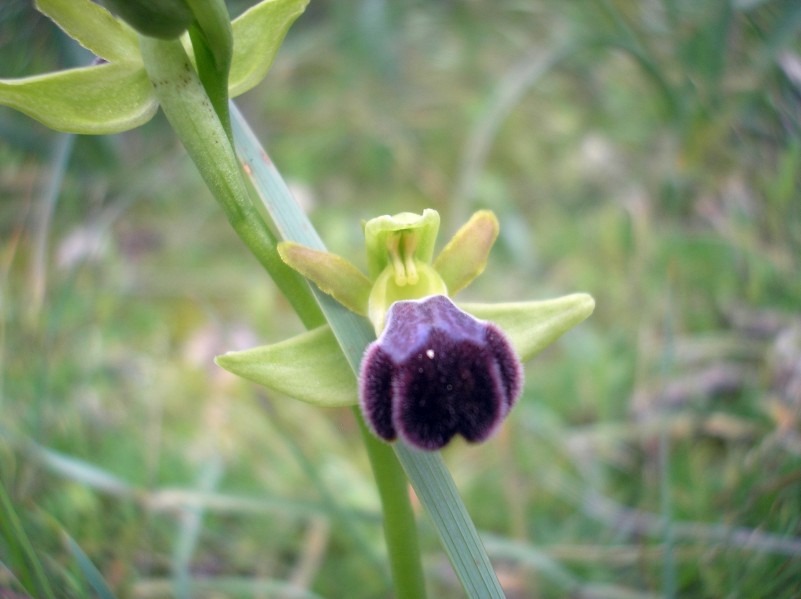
[359,295,523,451]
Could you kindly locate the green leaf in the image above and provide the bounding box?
[186,0,232,78]
[215,325,358,407]
[65,534,119,599]
[392,445,504,598]
[186,0,233,136]
[0,479,57,599]
[461,293,595,362]
[433,210,499,295]
[35,0,140,64]
[0,63,157,134]
[279,242,372,315]
[228,0,310,98]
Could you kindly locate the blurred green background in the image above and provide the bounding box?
[2,0,801,597]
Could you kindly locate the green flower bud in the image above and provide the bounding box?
[101,0,193,39]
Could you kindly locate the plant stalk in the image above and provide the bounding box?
[138,35,323,329]
[140,36,427,597]
[356,408,428,599]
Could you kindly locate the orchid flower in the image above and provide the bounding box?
[217,209,594,450]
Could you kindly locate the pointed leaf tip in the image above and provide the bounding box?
[461,293,595,362]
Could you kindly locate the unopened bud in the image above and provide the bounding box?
[102,0,193,40]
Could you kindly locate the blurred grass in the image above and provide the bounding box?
[2,0,801,597]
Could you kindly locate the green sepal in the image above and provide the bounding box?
[36,0,140,63]
[433,210,499,296]
[363,209,440,279]
[278,242,372,315]
[216,293,594,408]
[460,293,595,362]
[228,0,310,97]
[215,325,357,407]
[5,0,308,136]
[0,63,157,134]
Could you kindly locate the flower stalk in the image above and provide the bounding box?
[138,34,323,329]
[357,412,427,599]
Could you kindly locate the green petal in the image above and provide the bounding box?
[460,293,595,362]
[433,210,499,295]
[36,0,140,63]
[0,63,157,134]
[228,0,310,97]
[215,325,357,407]
[278,242,372,315]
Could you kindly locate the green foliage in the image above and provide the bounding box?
[0,478,57,598]
[0,0,309,134]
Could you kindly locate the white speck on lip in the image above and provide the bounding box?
[426,349,435,359]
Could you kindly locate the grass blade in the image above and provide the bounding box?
[172,456,224,599]
[132,576,327,598]
[394,445,504,598]
[65,534,118,599]
[0,478,57,599]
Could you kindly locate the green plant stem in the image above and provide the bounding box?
[138,35,323,329]
[140,37,427,596]
[356,408,427,599]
